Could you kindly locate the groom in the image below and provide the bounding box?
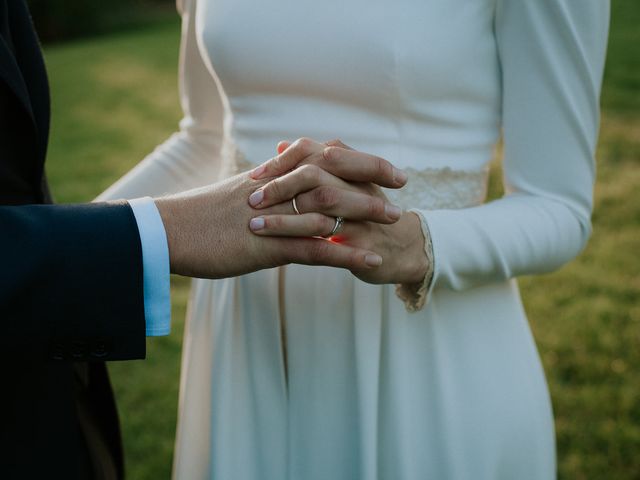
[0,1,403,478]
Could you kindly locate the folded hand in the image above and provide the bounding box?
[248,138,429,285]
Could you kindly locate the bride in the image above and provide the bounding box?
[99,0,610,478]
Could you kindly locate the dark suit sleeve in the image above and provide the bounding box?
[0,201,146,361]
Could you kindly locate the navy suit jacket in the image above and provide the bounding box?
[0,1,147,477]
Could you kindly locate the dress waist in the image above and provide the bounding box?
[385,166,488,210]
[226,143,488,211]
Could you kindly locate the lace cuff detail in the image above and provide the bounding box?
[395,210,435,312]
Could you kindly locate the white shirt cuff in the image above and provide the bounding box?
[128,197,171,336]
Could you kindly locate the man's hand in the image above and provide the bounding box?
[154,172,385,279]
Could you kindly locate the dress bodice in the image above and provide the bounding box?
[196,0,501,173]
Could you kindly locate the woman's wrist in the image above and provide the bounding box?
[393,210,435,312]
[391,211,429,284]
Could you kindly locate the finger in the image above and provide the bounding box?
[279,139,340,155]
[320,146,408,188]
[249,137,324,179]
[325,138,354,150]
[277,141,292,154]
[296,186,402,223]
[251,213,364,239]
[260,200,297,216]
[280,237,383,269]
[250,213,337,237]
[249,163,355,209]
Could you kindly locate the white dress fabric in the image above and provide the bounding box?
[98,0,609,478]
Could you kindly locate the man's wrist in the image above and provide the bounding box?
[154,197,182,276]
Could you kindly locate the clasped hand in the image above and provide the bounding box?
[156,138,428,284]
[248,138,428,285]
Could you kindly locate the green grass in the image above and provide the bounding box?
[42,3,639,479]
[44,19,189,479]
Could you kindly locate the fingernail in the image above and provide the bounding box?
[365,254,383,267]
[385,204,402,220]
[249,189,264,207]
[277,141,290,154]
[250,163,267,179]
[393,168,408,185]
[249,217,265,231]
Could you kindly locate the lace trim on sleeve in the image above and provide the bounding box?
[395,209,435,312]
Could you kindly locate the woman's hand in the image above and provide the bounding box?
[250,137,409,188]
[248,138,407,228]
[247,138,429,285]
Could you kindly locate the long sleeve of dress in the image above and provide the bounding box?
[96,0,225,201]
[416,0,610,296]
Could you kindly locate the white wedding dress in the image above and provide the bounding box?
[98,0,609,478]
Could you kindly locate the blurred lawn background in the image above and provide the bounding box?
[41,1,639,479]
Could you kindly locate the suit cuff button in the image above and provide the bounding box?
[50,341,65,360]
[71,341,87,359]
[91,340,109,358]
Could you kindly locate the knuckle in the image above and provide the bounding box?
[266,180,281,200]
[310,214,326,233]
[269,215,284,229]
[375,156,394,180]
[347,249,360,269]
[367,197,385,218]
[323,146,339,160]
[322,147,341,168]
[313,186,338,209]
[327,138,347,149]
[308,240,330,263]
[294,137,313,153]
[270,155,284,170]
[299,164,321,183]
